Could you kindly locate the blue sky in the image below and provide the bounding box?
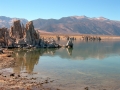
[0,0,120,21]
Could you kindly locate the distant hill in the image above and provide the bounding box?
[33,16,120,35]
[0,16,28,28]
[0,16,120,35]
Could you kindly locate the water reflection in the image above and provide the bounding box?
[13,48,59,74]
[13,41,120,73]
[66,48,73,56]
[14,50,39,74]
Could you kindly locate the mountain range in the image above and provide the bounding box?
[0,16,28,28]
[0,16,120,35]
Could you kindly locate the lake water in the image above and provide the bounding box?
[12,40,120,90]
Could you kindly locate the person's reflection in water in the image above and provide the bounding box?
[66,48,73,56]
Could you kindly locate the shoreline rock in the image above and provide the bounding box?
[0,50,60,90]
[0,20,73,49]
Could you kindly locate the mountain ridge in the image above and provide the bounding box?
[0,16,120,35]
[32,16,120,35]
[0,16,28,28]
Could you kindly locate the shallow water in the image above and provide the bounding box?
[12,40,120,90]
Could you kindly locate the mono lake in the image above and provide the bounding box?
[12,41,120,90]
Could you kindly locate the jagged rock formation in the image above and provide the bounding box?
[10,20,25,39]
[8,20,40,47]
[0,28,8,46]
[0,20,62,48]
[0,20,40,47]
[0,28,16,47]
[0,28,8,39]
[24,21,39,45]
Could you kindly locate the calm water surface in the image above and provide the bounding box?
[12,41,120,90]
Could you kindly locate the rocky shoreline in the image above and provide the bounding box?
[0,49,15,69]
[0,20,73,49]
[0,19,73,90]
[0,71,58,90]
[0,50,60,90]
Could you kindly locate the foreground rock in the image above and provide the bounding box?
[0,56,15,69]
[0,49,15,69]
[0,71,58,90]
